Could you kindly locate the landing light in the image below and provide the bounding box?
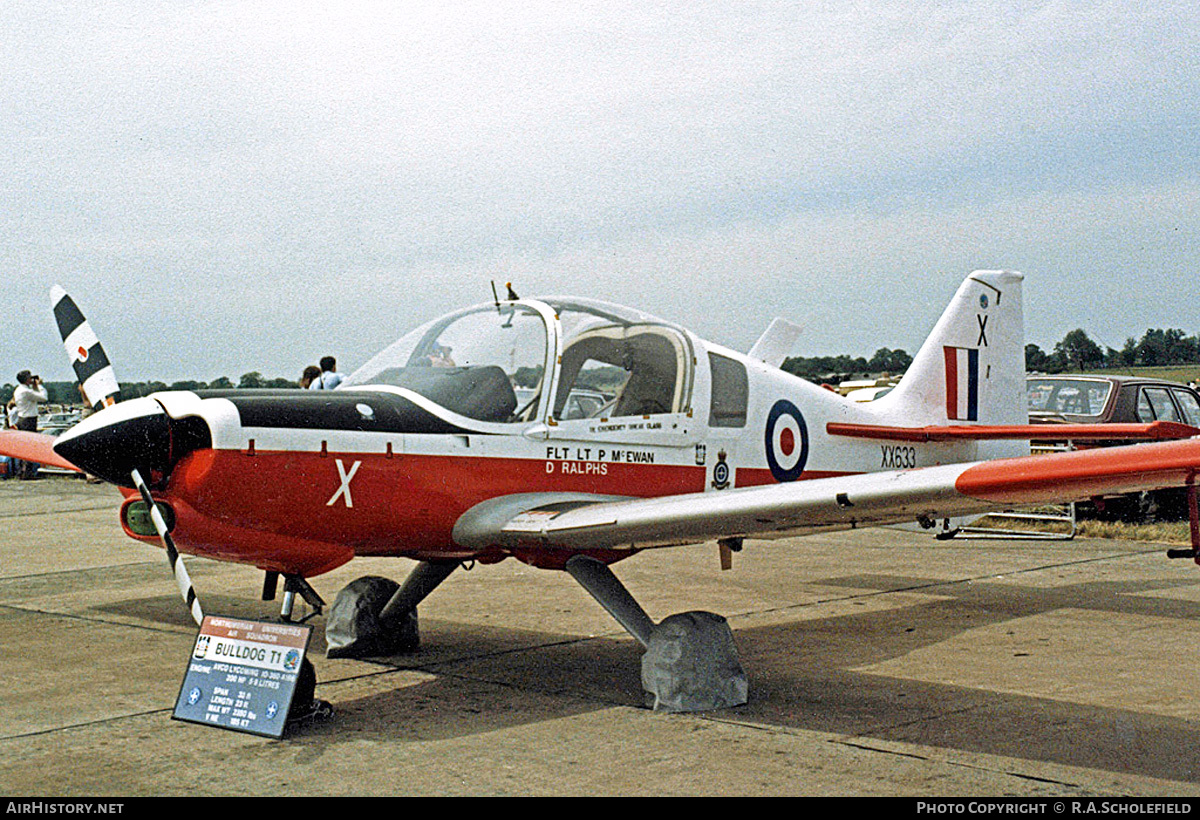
[124,499,176,537]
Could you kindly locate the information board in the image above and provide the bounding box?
[173,616,312,738]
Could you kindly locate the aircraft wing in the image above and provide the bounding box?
[476,438,1200,552]
[827,421,1200,442]
[0,430,82,473]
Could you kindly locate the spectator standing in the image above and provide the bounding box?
[13,370,48,479]
[299,365,321,389]
[308,356,345,390]
[3,399,17,479]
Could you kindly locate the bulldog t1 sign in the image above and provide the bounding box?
[173,616,312,737]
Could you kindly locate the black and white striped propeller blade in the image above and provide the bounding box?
[130,468,204,627]
[50,285,120,411]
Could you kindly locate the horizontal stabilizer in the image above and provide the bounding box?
[826,421,1200,442]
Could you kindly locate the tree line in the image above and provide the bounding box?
[1027,327,1200,372]
[0,372,302,405]
[780,326,1200,383]
[781,347,914,382]
[5,325,1197,406]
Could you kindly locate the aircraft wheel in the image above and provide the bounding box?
[326,575,420,658]
[642,611,748,713]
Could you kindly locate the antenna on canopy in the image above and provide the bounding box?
[490,281,501,313]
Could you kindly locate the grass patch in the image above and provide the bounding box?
[973,512,1194,545]
[1077,365,1200,384]
[1073,519,1194,545]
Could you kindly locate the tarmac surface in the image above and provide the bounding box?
[3,476,1200,796]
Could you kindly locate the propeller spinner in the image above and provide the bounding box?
[52,397,176,487]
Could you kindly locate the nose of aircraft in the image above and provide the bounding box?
[53,397,175,487]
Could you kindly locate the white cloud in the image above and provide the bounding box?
[2,1,1198,381]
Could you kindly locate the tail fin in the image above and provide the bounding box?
[877,270,1026,434]
[50,285,120,411]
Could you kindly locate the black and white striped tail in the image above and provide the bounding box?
[131,468,204,627]
[50,285,120,411]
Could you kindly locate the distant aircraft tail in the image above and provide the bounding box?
[873,270,1027,455]
[50,285,120,411]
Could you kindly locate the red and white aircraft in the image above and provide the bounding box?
[5,270,1200,708]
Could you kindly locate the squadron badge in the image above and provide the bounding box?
[711,450,731,490]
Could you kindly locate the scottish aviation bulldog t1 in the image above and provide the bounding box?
[4,271,1200,710]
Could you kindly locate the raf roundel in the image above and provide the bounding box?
[764,399,809,482]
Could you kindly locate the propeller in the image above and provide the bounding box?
[131,467,204,626]
[49,285,204,627]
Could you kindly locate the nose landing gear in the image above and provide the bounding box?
[262,571,327,623]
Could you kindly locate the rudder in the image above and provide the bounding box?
[876,270,1026,437]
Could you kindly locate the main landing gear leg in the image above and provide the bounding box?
[565,555,655,647]
[325,561,459,659]
[564,555,748,713]
[380,560,459,624]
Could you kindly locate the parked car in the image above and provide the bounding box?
[560,388,612,420]
[1027,374,1200,427]
[1027,374,1200,521]
[37,410,84,437]
[512,387,614,420]
[846,385,894,402]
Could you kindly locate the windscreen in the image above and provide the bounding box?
[344,304,548,423]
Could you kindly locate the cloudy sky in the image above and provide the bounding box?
[4,1,1198,383]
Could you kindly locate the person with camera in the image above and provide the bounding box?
[13,370,48,479]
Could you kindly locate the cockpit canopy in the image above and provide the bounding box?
[345,303,546,423]
[343,298,694,426]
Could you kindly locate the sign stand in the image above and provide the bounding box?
[173,615,329,738]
